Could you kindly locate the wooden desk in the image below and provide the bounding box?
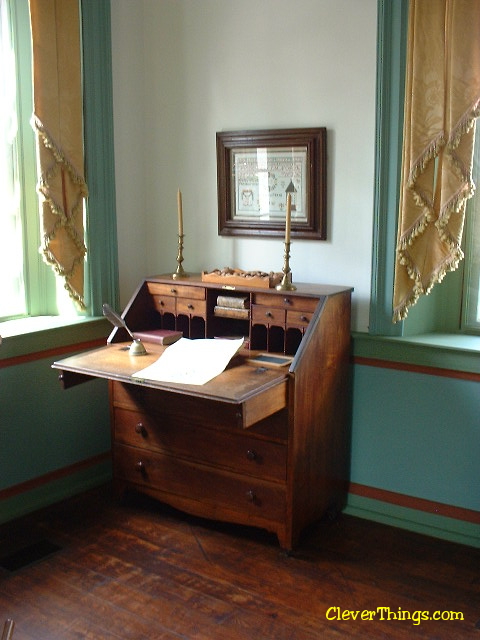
[53,274,352,550]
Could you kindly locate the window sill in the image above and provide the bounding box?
[352,332,480,376]
[0,316,111,360]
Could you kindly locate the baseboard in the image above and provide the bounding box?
[345,492,480,549]
[0,455,112,524]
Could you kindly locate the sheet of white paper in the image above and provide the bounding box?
[132,337,244,385]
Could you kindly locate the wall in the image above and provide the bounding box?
[111,0,377,332]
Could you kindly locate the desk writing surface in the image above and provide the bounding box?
[53,342,288,405]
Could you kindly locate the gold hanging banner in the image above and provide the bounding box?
[30,0,88,309]
[393,0,480,322]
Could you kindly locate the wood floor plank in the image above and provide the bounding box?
[0,486,479,640]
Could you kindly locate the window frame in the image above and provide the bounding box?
[0,0,118,326]
[369,0,408,336]
[371,0,478,338]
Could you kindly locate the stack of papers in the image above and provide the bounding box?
[132,337,244,385]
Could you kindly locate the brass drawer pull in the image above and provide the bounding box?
[136,461,146,474]
[246,489,257,503]
[265,311,273,318]
[246,449,257,461]
[300,315,308,322]
[188,303,194,310]
[135,422,147,437]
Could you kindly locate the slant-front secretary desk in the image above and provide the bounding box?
[53,274,352,550]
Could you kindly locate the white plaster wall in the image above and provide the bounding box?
[111,0,377,331]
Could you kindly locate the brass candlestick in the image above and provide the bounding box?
[172,233,188,279]
[276,241,296,291]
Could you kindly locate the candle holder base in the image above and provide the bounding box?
[276,241,296,291]
[275,274,297,291]
[172,266,189,280]
[172,234,189,279]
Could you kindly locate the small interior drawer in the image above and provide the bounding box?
[176,298,207,317]
[286,310,313,327]
[251,305,286,326]
[252,293,318,312]
[151,295,176,314]
[147,282,206,299]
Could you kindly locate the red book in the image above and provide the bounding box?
[132,329,183,345]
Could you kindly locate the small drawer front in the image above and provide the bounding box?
[114,407,287,481]
[176,298,207,317]
[114,443,286,523]
[147,282,205,300]
[151,295,176,314]
[252,293,318,312]
[287,310,313,328]
[251,305,286,326]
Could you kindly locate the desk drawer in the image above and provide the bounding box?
[251,305,285,326]
[151,295,176,314]
[114,407,287,481]
[286,310,313,328]
[112,380,287,430]
[176,298,207,317]
[147,282,206,300]
[114,443,286,524]
[252,293,318,312]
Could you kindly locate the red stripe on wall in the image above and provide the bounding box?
[349,481,480,525]
[353,355,480,382]
[0,338,105,369]
[0,452,111,501]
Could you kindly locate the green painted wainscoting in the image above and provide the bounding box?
[0,321,112,523]
[347,334,480,549]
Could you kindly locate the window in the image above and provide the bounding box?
[0,0,119,328]
[0,0,67,322]
[461,132,480,332]
[371,0,480,338]
[0,0,29,319]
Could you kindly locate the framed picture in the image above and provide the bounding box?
[216,127,326,240]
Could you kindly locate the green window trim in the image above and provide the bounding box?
[82,0,119,315]
[369,0,408,336]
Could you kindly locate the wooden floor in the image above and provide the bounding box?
[0,486,479,640]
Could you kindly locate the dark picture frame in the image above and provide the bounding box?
[216,127,326,239]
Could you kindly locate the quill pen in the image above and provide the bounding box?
[102,303,147,355]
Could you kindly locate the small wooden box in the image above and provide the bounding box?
[202,269,282,289]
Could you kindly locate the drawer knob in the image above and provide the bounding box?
[246,449,257,461]
[170,288,177,294]
[135,422,147,437]
[265,311,273,318]
[136,461,146,474]
[188,303,194,310]
[300,315,308,322]
[284,298,291,305]
[246,490,257,503]
[158,299,165,307]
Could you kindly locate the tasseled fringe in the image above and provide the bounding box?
[393,243,464,323]
[41,246,86,311]
[32,113,88,310]
[32,114,89,193]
